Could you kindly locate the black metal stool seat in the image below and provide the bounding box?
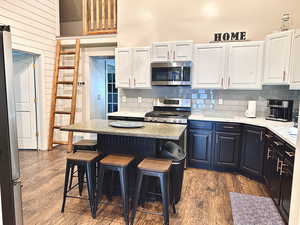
[61,151,102,217]
[131,158,176,225]
[95,154,135,224]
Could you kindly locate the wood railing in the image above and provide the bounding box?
[83,0,117,35]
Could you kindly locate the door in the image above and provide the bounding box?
[264,30,293,84]
[227,41,264,89]
[263,132,274,187]
[240,126,264,177]
[115,48,132,88]
[290,30,300,89]
[188,129,212,169]
[192,44,226,89]
[152,42,171,62]
[13,54,37,149]
[132,47,151,88]
[173,41,193,61]
[214,132,240,170]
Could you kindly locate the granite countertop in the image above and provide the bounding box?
[189,114,298,147]
[61,119,186,140]
[107,111,148,118]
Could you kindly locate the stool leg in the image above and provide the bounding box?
[61,161,71,213]
[170,175,176,214]
[78,165,85,196]
[160,173,170,225]
[130,170,143,225]
[68,164,75,190]
[108,171,116,201]
[119,168,129,225]
[95,164,105,213]
[85,163,95,218]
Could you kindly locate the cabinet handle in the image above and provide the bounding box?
[280,162,287,175]
[134,78,136,86]
[167,51,170,59]
[285,151,295,158]
[267,148,272,160]
[221,77,224,87]
[276,157,282,173]
[173,51,175,60]
[223,126,234,129]
[283,70,286,81]
[265,133,273,139]
[260,131,263,141]
[273,141,283,147]
[129,77,131,86]
[228,77,230,87]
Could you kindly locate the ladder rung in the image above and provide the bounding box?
[53,126,61,129]
[56,96,72,100]
[53,140,68,145]
[58,66,75,70]
[60,50,76,55]
[57,81,73,85]
[55,111,71,115]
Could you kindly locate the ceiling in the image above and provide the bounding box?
[60,0,82,22]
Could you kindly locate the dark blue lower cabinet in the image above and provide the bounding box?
[188,129,212,169]
[280,159,293,222]
[213,132,241,170]
[240,126,265,178]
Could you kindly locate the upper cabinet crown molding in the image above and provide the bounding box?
[115,47,151,89]
[289,29,300,90]
[152,40,193,62]
[192,41,264,90]
[263,30,294,85]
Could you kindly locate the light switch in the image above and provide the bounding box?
[218,98,223,105]
[122,96,127,103]
[138,97,142,103]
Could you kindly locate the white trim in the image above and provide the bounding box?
[57,34,117,46]
[12,44,47,150]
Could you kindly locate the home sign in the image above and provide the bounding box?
[214,32,247,42]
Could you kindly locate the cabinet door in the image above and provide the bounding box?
[290,30,300,89]
[280,162,293,223]
[227,42,264,89]
[173,41,193,61]
[115,48,132,88]
[188,129,213,169]
[132,47,151,88]
[263,132,274,187]
[192,44,226,89]
[264,30,293,84]
[152,42,171,62]
[241,126,264,177]
[214,132,240,170]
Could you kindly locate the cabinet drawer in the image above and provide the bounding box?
[189,120,213,130]
[215,123,241,132]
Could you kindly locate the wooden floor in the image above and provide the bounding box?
[19,147,269,225]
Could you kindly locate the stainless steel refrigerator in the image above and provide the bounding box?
[0,25,23,225]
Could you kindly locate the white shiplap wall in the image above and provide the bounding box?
[0,0,58,150]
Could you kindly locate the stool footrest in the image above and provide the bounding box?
[137,208,164,216]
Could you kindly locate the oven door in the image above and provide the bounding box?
[151,62,191,86]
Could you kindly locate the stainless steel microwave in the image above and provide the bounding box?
[151,62,192,86]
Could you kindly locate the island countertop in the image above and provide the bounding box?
[61,119,187,140]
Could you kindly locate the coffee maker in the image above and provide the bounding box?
[266,99,293,122]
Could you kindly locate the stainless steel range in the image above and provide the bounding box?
[145,98,191,124]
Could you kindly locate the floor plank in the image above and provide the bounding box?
[19,147,269,225]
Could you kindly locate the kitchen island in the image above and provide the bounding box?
[61,119,187,201]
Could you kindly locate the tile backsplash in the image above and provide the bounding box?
[119,86,300,117]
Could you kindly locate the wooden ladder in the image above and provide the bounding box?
[48,39,80,152]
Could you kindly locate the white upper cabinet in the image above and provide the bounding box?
[263,30,294,84]
[115,48,132,88]
[226,41,264,89]
[192,43,226,89]
[290,30,300,90]
[132,47,151,88]
[152,41,193,62]
[115,47,151,89]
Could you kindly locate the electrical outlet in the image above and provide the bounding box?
[218,98,223,105]
[122,96,127,103]
[138,97,142,104]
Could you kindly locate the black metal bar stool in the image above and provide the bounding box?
[130,158,176,225]
[61,151,102,217]
[69,139,98,193]
[95,154,135,224]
